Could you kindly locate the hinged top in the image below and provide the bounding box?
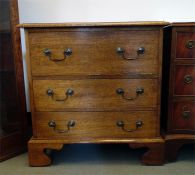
[18,21,169,28]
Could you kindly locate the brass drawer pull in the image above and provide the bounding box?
[46,88,74,102]
[48,120,76,133]
[116,47,145,60]
[184,75,193,84]
[116,87,144,100]
[116,120,143,132]
[43,48,72,62]
[186,40,194,49]
[182,106,191,120]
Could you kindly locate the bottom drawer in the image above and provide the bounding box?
[170,101,195,133]
[34,111,158,140]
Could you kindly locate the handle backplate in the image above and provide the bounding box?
[116,47,145,60]
[116,120,143,132]
[116,87,144,100]
[46,88,74,102]
[43,48,72,62]
[48,120,75,133]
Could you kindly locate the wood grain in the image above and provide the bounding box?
[33,79,158,111]
[129,139,165,165]
[23,22,165,166]
[28,29,159,76]
[34,111,158,139]
[18,21,169,28]
[0,0,28,162]
[171,22,195,27]
[165,23,195,163]
[169,101,195,133]
[167,25,195,135]
[28,140,63,166]
[174,65,195,96]
[28,137,165,166]
[176,31,195,58]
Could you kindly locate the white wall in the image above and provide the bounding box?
[18,0,195,111]
[19,0,195,22]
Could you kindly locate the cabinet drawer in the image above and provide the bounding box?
[35,111,158,139]
[33,79,158,111]
[174,65,195,95]
[28,29,159,76]
[170,101,195,133]
[176,32,195,59]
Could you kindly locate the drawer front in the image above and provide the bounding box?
[35,111,158,139]
[170,101,195,132]
[28,29,159,76]
[33,79,158,111]
[176,32,195,59]
[174,65,195,95]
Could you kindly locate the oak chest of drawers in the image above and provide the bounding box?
[164,23,195,161]
[21,22,168,166]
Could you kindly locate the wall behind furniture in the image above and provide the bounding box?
[18,0,195,111]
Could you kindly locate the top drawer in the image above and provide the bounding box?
[176,32,195,59]
[27,28,160,76]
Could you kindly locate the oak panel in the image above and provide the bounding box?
[18,21,169,28]
[28,29,159,76]
[33,79,158,111]
[35,111,158,139]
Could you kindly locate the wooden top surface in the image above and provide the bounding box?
[171,22,195,27]
[18,21,169,28]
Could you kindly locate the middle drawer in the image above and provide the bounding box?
[33,79,158,112]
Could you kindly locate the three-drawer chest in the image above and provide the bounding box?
[20,22,169,166]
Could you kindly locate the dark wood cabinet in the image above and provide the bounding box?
[0,0,28,161]
[163,23,195,162]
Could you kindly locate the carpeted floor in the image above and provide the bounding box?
[0,144,194,175]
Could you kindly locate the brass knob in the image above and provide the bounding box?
[136,87,144,94]
[68,120,76,127]
[186,40,194,49]
[116,47,125,54]
[116,120,124,127]
[47,88,54,96]
[184,75,192,84]
[48,120,56,128]
[44,48,52,56]
[64,48,72,56]
[66,88,74,96]
[116,88,125,95]
[137,47,145,55]
[136,121,143,127]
